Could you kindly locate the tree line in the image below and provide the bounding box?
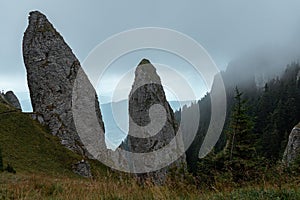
[176,63,300,180]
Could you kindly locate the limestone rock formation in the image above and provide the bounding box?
[121,59,186,184]
[72,160,92,178]
[4,91,22,110]
[0,91,22,110]
[283,122,300,166]
[30,113,45,125]
[22,11,104,159]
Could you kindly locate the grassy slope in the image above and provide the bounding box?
[0,103,76,176]
[0,101,104,177]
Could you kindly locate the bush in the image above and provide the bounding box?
[5,164,16,174]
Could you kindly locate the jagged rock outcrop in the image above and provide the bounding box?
[72,160,92,178]
[121,59,186,184]
[283,122,300,166]
[22,11,105,160]
[4,91,22,110]
[30,113,45,125]
[0,91,22,110]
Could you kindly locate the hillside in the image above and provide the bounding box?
[0,101,105,177]
[1,94,300,199]
[0,77,299,200]
[180,63,300,173]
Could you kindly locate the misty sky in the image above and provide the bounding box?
[1,0,300,111]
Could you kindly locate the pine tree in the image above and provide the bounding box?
[224,87,258,181]
[226,88,256,159]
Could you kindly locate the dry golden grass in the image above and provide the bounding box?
[1,172,300,200]
[0,172,204,200]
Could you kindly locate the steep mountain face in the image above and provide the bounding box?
[283,122,300,166]
[22,11,104,159]
[0,91,22,110]
[121,59,186,184]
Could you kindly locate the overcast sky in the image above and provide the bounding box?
[1,0,300,111]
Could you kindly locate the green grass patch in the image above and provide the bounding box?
[0,102,88,177]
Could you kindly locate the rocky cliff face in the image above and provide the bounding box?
[121,59,186,184]
[0,91,22,110]
[22,11,104,158]
[283,122,300,166]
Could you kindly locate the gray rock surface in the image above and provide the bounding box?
[121,59,186,184]
[2,91,22,110]
[283,122,300,166]
[72,160,92,178]
[22,11,105,159]
[30,113,45,125]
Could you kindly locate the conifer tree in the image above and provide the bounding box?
[224,88,258,180]
[226,88,256,160]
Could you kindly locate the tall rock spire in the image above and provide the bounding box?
[22,11,104,158]
[122,59,186,184]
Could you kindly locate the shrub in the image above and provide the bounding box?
[5,164,16,174]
